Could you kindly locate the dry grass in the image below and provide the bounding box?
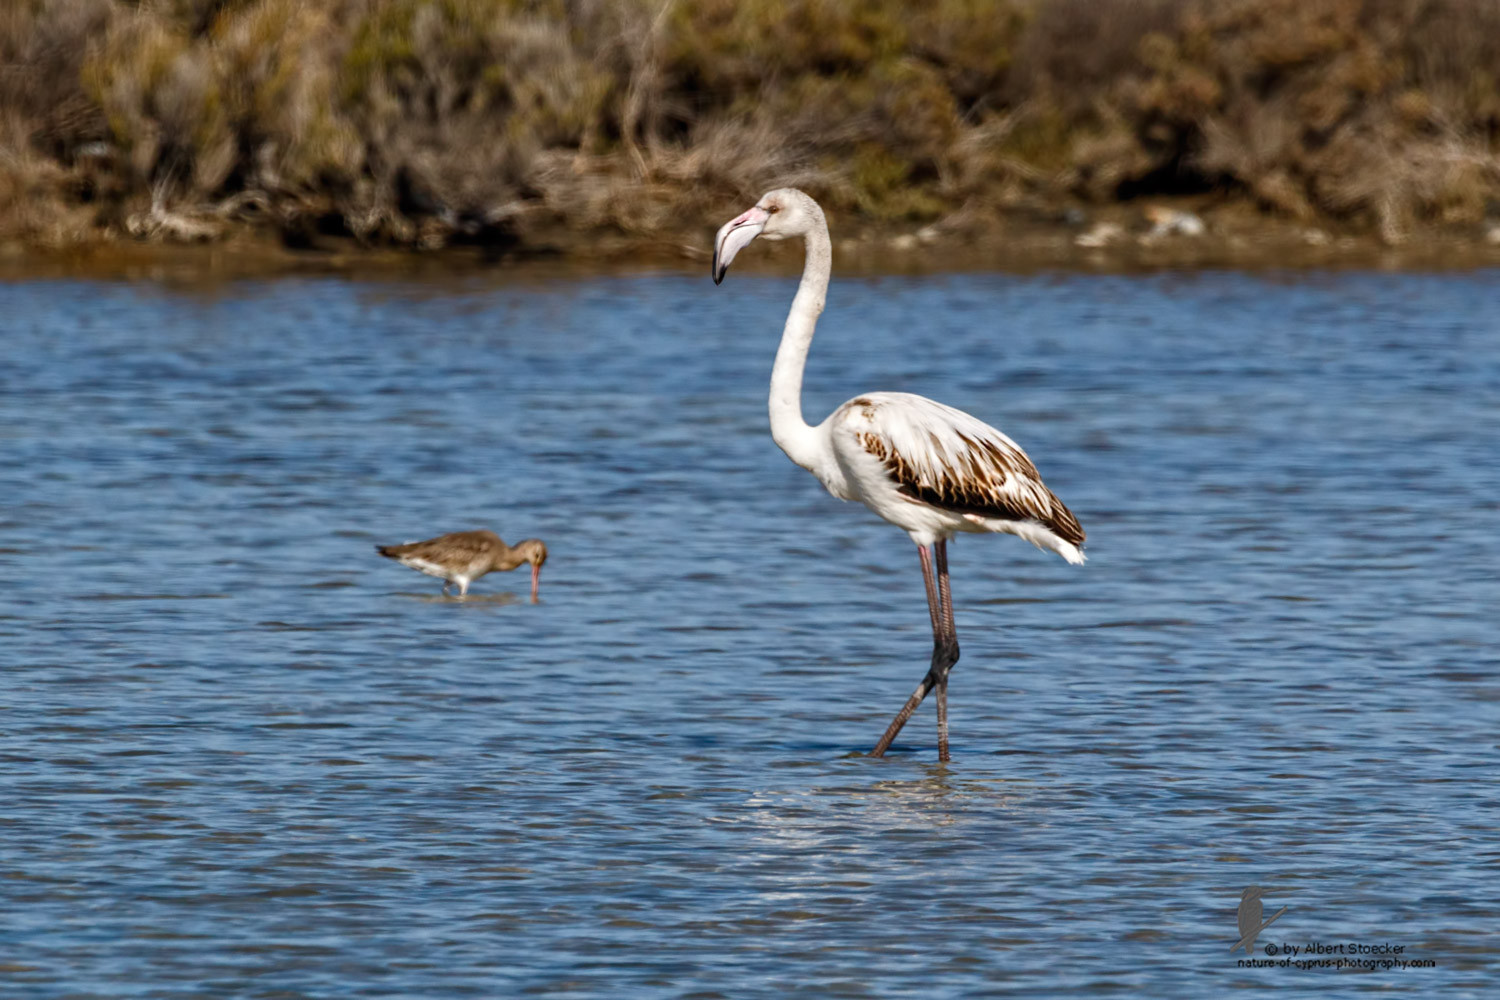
[2,0,1498,249]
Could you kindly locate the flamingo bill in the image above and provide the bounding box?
[712,210,766,284]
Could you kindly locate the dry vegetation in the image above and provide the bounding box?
[2,0,1499,252]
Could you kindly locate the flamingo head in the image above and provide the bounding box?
[712,188,820,284]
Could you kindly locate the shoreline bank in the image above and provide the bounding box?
[5,209,1500,285]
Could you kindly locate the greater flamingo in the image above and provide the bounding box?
[712,188,1085,761]
[376,530,548,601]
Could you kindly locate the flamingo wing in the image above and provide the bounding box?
[843,392,1085,547]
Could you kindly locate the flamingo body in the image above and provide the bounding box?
[712,187,1085,759]
[820,391,1085,560]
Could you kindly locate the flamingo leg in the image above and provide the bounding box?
[933,540,959,762]
[870,542,960,758]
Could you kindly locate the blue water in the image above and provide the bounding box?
[0,268,1496,997]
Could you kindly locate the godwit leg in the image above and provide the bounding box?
[441,580,451,597]
[870,542,959,758]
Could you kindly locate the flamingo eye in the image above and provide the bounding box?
[766,204,780,214]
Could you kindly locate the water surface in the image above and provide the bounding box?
[1,268,1497,997]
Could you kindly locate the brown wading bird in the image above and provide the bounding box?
[712,188,1086,761]
[376,530,548,601]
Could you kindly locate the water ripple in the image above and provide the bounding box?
[0,270,1496,997]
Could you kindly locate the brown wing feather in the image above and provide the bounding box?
[858,430,1085,546]
[377,530,504,563]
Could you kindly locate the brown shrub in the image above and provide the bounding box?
[338,0,611,243]
[3,0,1500,248]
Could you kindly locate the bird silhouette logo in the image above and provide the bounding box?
[1232,886,1288,953]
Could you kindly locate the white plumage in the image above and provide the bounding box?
[826,391,1085,563]
[712,188,1086,761]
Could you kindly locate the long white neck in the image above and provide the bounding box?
[768,217,831,472]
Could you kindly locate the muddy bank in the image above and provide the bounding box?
[4,207,1500,286]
